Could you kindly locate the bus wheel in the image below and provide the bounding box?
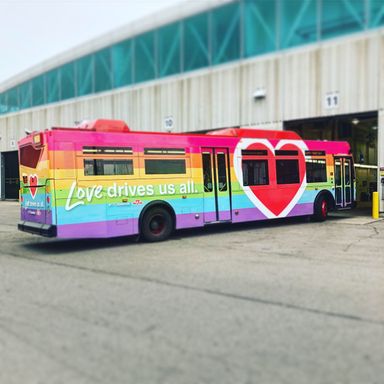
[313,196,328,222]
[141,207,173,242]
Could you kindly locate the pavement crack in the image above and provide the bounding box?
[343,225,381,253]
[371,225,380,236]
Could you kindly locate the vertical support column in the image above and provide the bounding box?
[0,152,4,200]
[378,110,384,212]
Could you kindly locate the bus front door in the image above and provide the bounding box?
[334,156,353,208]
[201,148,231,223]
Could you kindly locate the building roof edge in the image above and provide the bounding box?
[0,0,231,92]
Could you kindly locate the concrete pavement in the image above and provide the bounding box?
[0,201,383,384]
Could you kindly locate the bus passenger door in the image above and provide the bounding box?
[201,148,231,223]
[334,156,353,208]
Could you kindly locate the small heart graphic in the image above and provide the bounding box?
[29,174,38,199]
[234,138,308,218]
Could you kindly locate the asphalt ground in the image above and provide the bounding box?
[0,201,383,384]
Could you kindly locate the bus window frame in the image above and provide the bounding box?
[138,152,191,179]
[77,151,139,180]
[240,152,271,189]
[305,155,329,184]
[275,158,300,185]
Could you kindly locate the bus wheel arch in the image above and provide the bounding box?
[139,201,176,242]
[313,191,335,222]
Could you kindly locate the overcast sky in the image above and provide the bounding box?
[0,0,186,84]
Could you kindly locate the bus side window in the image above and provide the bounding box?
[143,147,187,176]
[242,160,269,186]
[84,159,134,176]
[276,159,299,184]
[306,158,327,183]
[144,159,186,174]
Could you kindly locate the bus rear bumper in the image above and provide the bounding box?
[18,221,57,237]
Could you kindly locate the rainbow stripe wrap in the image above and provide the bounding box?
[18,123,353,239]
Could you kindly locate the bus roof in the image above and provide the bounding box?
[19,119,351,157]
[49,119,301,140]
[207,128,301,140]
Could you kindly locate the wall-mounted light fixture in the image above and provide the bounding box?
[253,88,266,100]
[351,118,359,125]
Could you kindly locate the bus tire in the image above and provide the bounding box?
[141,206,173,242]
[313,195,329,222]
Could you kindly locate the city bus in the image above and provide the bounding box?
[18,119,355,241]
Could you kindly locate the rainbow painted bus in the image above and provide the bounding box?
[18,119,355,241]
